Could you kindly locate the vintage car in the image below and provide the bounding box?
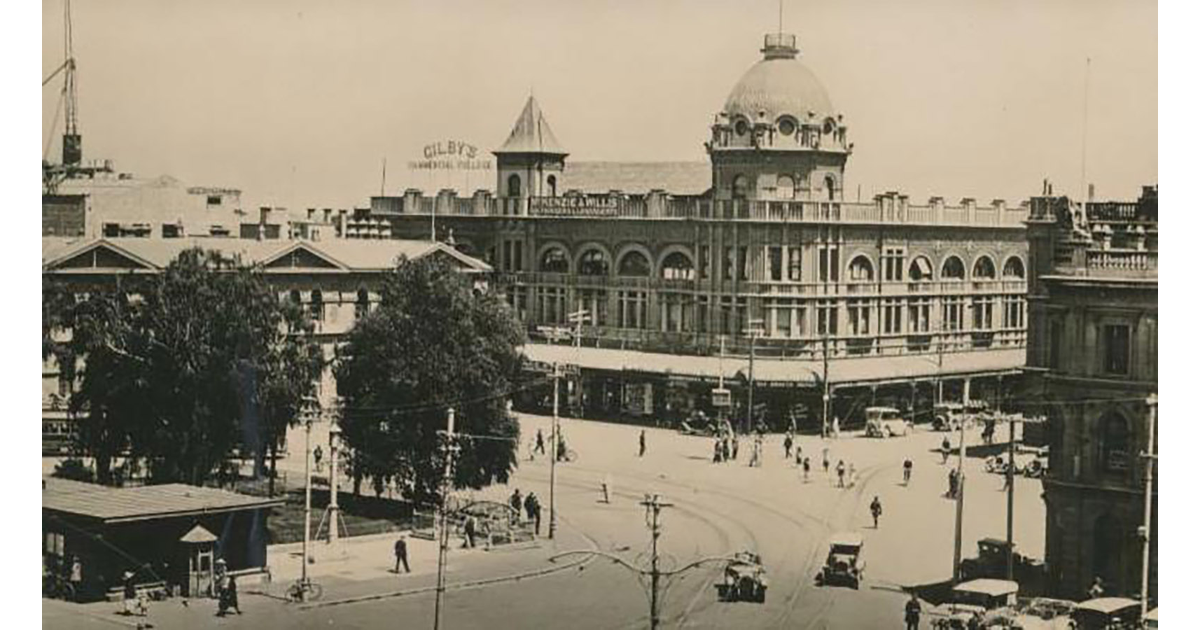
[816,533,865,589]
[865,407,910,438]
[933,579,1020,630]
[932,401,989,431]
[1020,596,1077,621]
[715,551,767,603]
[1068,597,1141,630]
[1143,607,1157,629]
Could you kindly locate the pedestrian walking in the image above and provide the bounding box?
[713,437,723,463]
[802,457,811,482]
[394,535,410,573]
[783,433,793,460]
[639,430,647,457]
[601,474,612,503]
[941,437,951,465]
[464,514,477,548]
[836,460,846,488]
[948,469,959,499]
[535,429,546,455]
[822,449,831,475]
[314,445,324,471]
[870,496,883,528]
[903,459,913,485]
[217,574,241,616]
[1002,469,1012,491]
[531,495,543,535]
[904,593,922,630]
[832,416,841,439]
[511,489,524,523]
[848,463,857,487]
[795,442,803,466]
[732,435,740,460]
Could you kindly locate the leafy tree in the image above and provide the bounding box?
[335,256,525,504]
[64,249,320,486]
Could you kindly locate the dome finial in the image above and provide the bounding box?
[762,33,798,60]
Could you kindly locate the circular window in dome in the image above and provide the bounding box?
[777,118,797,137]
[823,119,836,135]
[734,119,749,136]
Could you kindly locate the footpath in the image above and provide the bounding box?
[42,520,596,629]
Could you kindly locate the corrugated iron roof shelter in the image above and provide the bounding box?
[43,478,282,524]
[43,479,282,601]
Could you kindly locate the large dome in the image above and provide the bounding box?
[723,37,835,123]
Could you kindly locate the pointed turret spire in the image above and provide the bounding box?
[495,96,568,156]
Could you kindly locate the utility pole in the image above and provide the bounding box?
[821,333,831,438]
[641,494,674,630]
[952,408,966,584]
[1006,414,1016,580]
[550,363,561,540]
[434,408,456,630]
[569,309,590,416]
[1140,394,1158,620]
[747,318,764,434]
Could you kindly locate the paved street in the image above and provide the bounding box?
[44,413,1044,629]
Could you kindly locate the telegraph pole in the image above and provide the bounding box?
[641,494,674,630]
[747,318,764,434]
[821,333,831,438]
[1140,394,1158,619]
[550,363,561,540]
[952,409,966,584]
[434,408,456,630]
[1006,415,1016,580]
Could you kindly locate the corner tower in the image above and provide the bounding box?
[707,33,851,202]
[494,96,568,206]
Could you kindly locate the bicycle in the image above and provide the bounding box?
[285,578,324,603]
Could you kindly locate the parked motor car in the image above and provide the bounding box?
[865,407,910,438]
[933,579,1020,630]
[1068,597,1141,630]
[816,533,865,589]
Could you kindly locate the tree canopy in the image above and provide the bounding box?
[56,248,321,486]
[335,256,525,504]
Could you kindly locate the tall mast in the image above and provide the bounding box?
[62,0,82,166]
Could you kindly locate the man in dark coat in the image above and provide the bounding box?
[904,593,922,630]
[394,535,410,573]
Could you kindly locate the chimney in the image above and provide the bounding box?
[1087,184,1095,202]
[338,209,348,238]
[307,208,315,221]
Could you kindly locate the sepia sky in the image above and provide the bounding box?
[41,0,1156,211]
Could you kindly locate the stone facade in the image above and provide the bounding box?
[1024,186,1158,600]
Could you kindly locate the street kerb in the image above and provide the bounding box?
[298,517,600,610]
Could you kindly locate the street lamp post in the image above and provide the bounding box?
[1140,394,1158,619]
[550,363,561,540]
[299,395,320,599]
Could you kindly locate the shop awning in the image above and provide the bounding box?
[521,344,1024,387]
[43,478,284,524]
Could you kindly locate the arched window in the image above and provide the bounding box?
[507,174,522,197]
[776,175,795,200]
[941,256,966,280]
[972,256,997,280]
[734,118,749,136]
[1002,256,1025,279]
[310,289,324,322]
[848,255,874,282]
[660,251,694,280]
[1101,412,1130,473]
[547,175,557,198]
[825,175,837,201]
[578,249,610,276]
[539,247,570,273]
[732,175,750,200]
[355,288,370,320]
[617,250,651,277]
[908,256,934,281]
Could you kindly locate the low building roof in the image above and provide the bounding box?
[42,236,492,275]
[953,579,1019,597]
[521,344,1024,386]
[42,478,283,524]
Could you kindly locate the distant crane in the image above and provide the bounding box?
[43,0,85,194]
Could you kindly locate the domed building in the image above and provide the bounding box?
[375,32,1031,434]
[707,33,851,203]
